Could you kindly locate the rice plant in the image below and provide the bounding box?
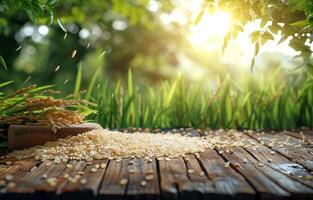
[83,69,313,130]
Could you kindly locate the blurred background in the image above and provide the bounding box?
[0,0,307,91]
[1,0,313,129]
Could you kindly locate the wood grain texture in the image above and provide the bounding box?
[246,131,313,171]
[98,159,128,200]
[1,130,313,200]
[199,149,255,200]
[126,158,160,200]
[217,146,289,200]
[59,160,108,200]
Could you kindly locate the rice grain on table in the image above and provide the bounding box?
[5,128,302,162]
[6,128,212,161]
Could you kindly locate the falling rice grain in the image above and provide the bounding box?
[87,42,91,49]
[100,51,106,57]
[54,65,61,72]
[71,50,77,58]
[16,45,23,51]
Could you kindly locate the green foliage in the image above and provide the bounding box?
[74,63,83,98]
[0,55,7,70]
[86,70,313,130]
[0,81,96,129]
[198,0,313,70]
[0,0,58,23]
[0,84,54,118]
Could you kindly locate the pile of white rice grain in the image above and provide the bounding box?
[6,128,276,162]
[6,128,216,162]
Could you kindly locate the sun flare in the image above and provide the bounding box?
[188,11,232,49]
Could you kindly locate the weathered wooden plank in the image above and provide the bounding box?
[159,156,217,200]
[237,132,313,190]
[0,159,39,200]
[218,146,289,200]
[238,133,313,190]
[98,159,128,200]
[0,159,38,178]
[247,131,313,171]
[285,130,313,145]
[199,149,255,199]
[4,161,66,200]
[220,146,313,199]
[59,160,108,200]
[56,160,87,195]
[182,155,215,200]
[125,158,160,200]
[157,157,179,200]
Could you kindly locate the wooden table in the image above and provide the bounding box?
[1,129,313,200]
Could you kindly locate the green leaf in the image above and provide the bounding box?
[208,4,215,15]
[262,31,274,40]
[195,10,204,25]
[29,85,54,93]
[250,31,261,43]
[0,81,13,88]
[290,20,309,27]
[250,57,256,72]
[57,18,67,32]
[0,55,7,70]
[222,32,230,54]
[261,37,267,45]
[254,42,260,56]
[269,24,280,34]
[232,24,243,38]
[260,19,268,28]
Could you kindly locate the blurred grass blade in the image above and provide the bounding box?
[57,18,67,33]
[0,81,13,88]
[195,10,204,25]
[86,66,101,100]
[0,55,7,70]
[74,63,83,97]
[29,85,54,93]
